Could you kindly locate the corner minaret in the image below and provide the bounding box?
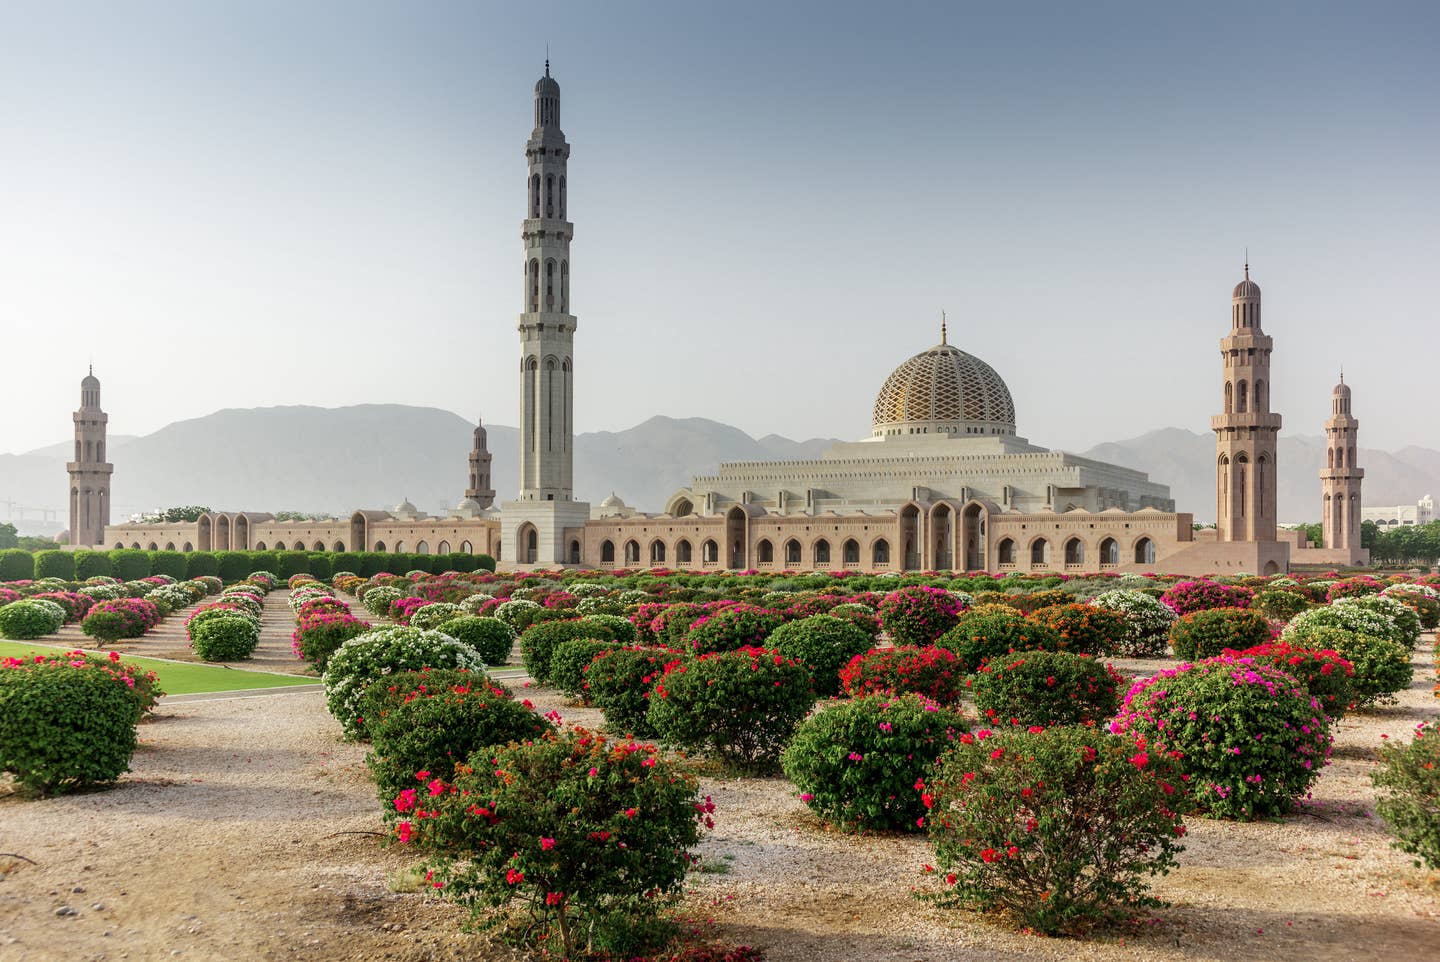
[466,417,496,509]
[1212,263,1282,544]
[501,62,590,567]
[67,367,114,546]
[1321,375,1363,552]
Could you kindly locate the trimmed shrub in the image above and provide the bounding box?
[583,646,677,736]
[81,598,162,641]
[520,618,628,684]
[1168,607,1273,661]
[551,638,616,698]
[0,660,141,795]
[408,602,464,631]
[967,650,1124,727]
[1253,587,1311,621]
[1284,598,1418,651]
[1111,655,1332,819]
[1232,641,1355,720]
[276,551,310,579]
[110,549,151,581]
[293,612,371,670]
[0,549,34,581]
[0,599,67,639]
[1159,579,1253,615]
[214,551,248,582]
[937,609,1063,673]
[148,552,188,581]
[33,550,75,581]
[1087,589,1177,657]
[1373,720,1440,870]
[1283,626,1412,709]
[683,604,785,654]
[877,586,967,647]
[189,614,261,661]
[1027,603,1128,656]
[435,616,514,666]
[74,550,114,580]
[364,669,549,805]
[322,626,487,738]
[185,551,220,578]
[1002,589,1069,614]
[305,553,333,581]
[648,648,815,772]
[840,646,964,702]
[767,614,874,696]
[398,729,708,959]
[361,585,402,618]
[782,693,967,832]
[924,726,1186,935]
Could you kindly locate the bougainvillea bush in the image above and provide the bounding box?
[1231,641,1354,720]
[435,616,514,666]
[293,611,372,671]
[1159,579,1253,616]
[1284,597,1419,651]
[648,648,814,773]
[550,638,618,699]
[1111,656,1332,819]
[966,650,1124,728]
[1167,607,1273,661]
[1027,603,1128,656]
[30,591,93,623]
[583,646,678,737]
[937,609,1063,673]
[322,627,487,738]
[923,726,1186,935]
[520,618,631,684]
[361,585,403,618]
[81,598,162,642]
[781,693,966,832]
[877,586,967,647]
[400,729,713,959]
[767,614,874,696]
[840,646,963,703]
[1087,589,1177,657]
[1373,720,1440,870]
[189,614,261,661]
[363,668,548,805]
[683,604,786,654]
[1278,626,1412,709]
[408,602,465,632]
[1252,586,1312,622]
[0,598,67,639]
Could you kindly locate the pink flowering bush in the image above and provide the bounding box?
[923,725,1187,935]
[398,729,712,959]
[1326,577,1384,602]
[683,604,785,654]
[1111,655,1333,819]
[1159,579,1254,616]
[81,598,162,642]
[781,693,967,832]
[390,595,433,625]
[30,591,94,623]
[293,611,373,670]
[877,586,967,647]
[840,646,964,703]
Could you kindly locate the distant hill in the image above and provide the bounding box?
[3,405,1435,525]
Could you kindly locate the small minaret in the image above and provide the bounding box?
[66,367,114,546]
[1212,263,1281,542]
[466,417,496,509]
[1321,374,1363,550]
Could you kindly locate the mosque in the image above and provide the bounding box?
[85,65,1367,574]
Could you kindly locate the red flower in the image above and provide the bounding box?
[1129,751,1149,769]
[506,868,525,885]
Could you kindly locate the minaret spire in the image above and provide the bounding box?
[940,310,947,345]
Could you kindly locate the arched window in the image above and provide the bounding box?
[545,173,554,218]
[334,541,346,552]
[559,176,566,218]
[872,539,890,567]
[1237,380,1248,413]
[1030,539,1050,565]
[560,260,569,312]
[1099,537,1118,565]
[676,539,693,564]
[1224,381,1233,413]
[1348,446,1355,469]
[182,542,193,552]
[1134,537,1156,565]
[600,539,615,563]
[254,541,267,551]
[1064,537,1084,565]
[1328,447,1335,468]
[843,538,859,564]
[814,539,831,566]
[531,174,540,218]
[313,540,325,551]
[650,539,666,565]
[569,540,581,564]
[624,540,640,565]
[526,528,538,562]
[437,541,450,554]
[373,540,386,552]
[545,259,555,309]
[997,538,1016,565]
[702,539,718,563]
[756,539,773,563]
[784,539,802,565]
[1254,380,1266,411]
[164,542,176,551]
[460,540,473,554]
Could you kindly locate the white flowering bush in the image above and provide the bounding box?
[361,586,403,618]
[493,598,542,629]
[458,592,496,614]
[1337,595,1421,649]
[145,584,194,615]
[567,582,609,598]
[408,602,464,631]
[1382,583,1440,601]
[78,584,126,602]
[1282,599,1416,649]
[322,626,486,738]
[1087,589,1177,657]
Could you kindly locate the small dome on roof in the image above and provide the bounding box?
[1333,380,1351,398]
[1233,265,1261,299]
[600,492,627,509]
[452,497,483,519]
[392,498,419,519]
[81,372,100,389]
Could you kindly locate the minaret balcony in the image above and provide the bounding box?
[522,218,573,238]
[1210,412,1283,431]
[1320,468,1365,480]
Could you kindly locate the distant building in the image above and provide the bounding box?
[1363,495,1434,528]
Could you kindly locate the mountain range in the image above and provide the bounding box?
[1,405,1434,531]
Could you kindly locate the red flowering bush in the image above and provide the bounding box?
[293,611,373,671]
[648,648,814,772]
[1231,641,1354,720]
[551,638,621,699]
[781,693,967,832]
[923,726,1186,935]
[1373,720,1440,870]
[3,649,163,721]
[1159,579,1254,615]
[1111,655,1332,819]
[1167,607,1272,661]
[81,598,162,642]
[584,646,679,736]
[877,586,967,647]
[400,729,712,959]
[840,646,963,703]
[767,614,874,696]
[1027,603,1128,656]
[967,650,1124,727]
[683,604,785,654]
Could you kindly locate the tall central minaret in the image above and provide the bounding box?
[501,63,590,567]
[1212,264,1281,542]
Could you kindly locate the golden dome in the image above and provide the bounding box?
[872,341,1016,437]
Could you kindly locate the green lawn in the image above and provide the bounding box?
[0,641,318,695]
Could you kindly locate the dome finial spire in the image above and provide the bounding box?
[545,43,550,77]
[1244,247,1249,280]
[941,310,947,345]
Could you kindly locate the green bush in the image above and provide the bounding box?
[332,552,362,575]
[75,550,115,580]
[521,618,628,684]
[0,549,34,581]
[1112,655,1332,819]
[1168,607,1273,661]
[583,646,677,736]
[1285,626,1412,708]
[322,626,487,738]
[435,616,514,666]
[212,551,246,582]
[399,729,707,959]
[110,549,151,581]
[937,609,1062,673]
[144,551,184,580]
[358,552,387,577]
[251,551,282,576]
[1253,587,1312,621]
[364,668,548,805]
[33,550,75,581]
[1027,603,1128,656]
[551,638,616,698]
[185,551,220,578]
[782,692,967,832]
[768,614,873,697]
[277,551,310,578]
[1373,720,1440,870]
[0,661,140,795]
[1284,599,1418,651]
[361,586,402,618]
[189,614,261,661]
[648,648,814,773]
[0,599,67,639]
[924,726,1186,935]
[306,553,333,581]
[966,650,1124,727]
[473,553,497,573]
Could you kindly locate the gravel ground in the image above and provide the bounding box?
[1,596,1436,962]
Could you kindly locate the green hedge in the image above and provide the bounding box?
[110,549,151,581]
[0,550,33,581]
[148,551,188,580]
[216,551,250,582]
[0,548,499,585]
[74,550,114,579]
[185,551,220,578]
[34,550,75,581]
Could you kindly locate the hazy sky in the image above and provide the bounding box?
[2,0,1436,457]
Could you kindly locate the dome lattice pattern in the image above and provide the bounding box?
[872,343,1016,435]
